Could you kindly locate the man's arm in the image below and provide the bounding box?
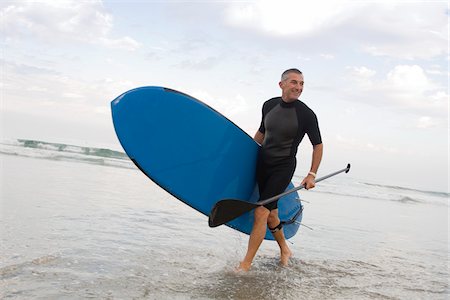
[301,143,323,189]
[254,130,265,145]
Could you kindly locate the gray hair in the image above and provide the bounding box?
[281,68,303,81]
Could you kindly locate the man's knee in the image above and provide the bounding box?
[254,206,270,222]
[267,210,280,228]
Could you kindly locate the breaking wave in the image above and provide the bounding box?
[0,139,134,169]
[292,174,448,207]
[2,139,448,207]
[362,182,449,198]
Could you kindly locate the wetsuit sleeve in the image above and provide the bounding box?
[306,112,322,145]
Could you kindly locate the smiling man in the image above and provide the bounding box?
[238,68,323,271]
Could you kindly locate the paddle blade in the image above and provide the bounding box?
[208,199,258,227]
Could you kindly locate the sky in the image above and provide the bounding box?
[1,0,448,192]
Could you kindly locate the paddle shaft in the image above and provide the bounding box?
[208,164,351,227]
[258,164,351,206]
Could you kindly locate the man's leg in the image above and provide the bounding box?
[238,206,270,271]
[267,209,292,266]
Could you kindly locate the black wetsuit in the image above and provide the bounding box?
[256,97,322,210]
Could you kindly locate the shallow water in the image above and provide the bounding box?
[0,144,448,299]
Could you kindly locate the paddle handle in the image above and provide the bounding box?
[258,163,351,206]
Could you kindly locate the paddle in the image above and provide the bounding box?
[208,163,351,227]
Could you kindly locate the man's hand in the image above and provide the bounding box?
[301,174,316,190]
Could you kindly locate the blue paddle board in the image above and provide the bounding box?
[111,87,303,240]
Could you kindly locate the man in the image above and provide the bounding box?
[238,68,323,271]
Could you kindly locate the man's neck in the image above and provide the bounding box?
[281,96,297,103]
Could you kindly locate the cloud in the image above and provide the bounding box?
[98,36,141,52]
[356,3,447,60]
[1,0,140,51]
[350,66,376,78]
[223,1,447,60]
[225,0,353,37]
[335,134,401,154]
[2,59,60,76]
[386,65,436,96]
[345,66,377,90]
[416,116,439,129]
[3,56,137,120]
[320,53,335,60]
[175,56,220,70]
[190,90,250,118]
[344,64,448,119]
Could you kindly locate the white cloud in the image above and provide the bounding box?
[344,64,448,119]
[228,94,250,115]
[226,0,353,37]
[62,92,84,99]
[98,36,141,52]
[347,66,376,78]
[344,106,356,116]
[335,134,400,154]
[175,56,220,70]
[416,116,439,129]
[320,54,335,60]
[358,3,447,60]
[346,66,377,90]
[190,90,250,118]
[1,0,140,51]
[94,106,110,115]
[224,1,447,60]
[27,86,48,92]
[3,56,137,120]
[386,65,435,96]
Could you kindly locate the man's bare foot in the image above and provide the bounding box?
[236,261,252,272]
[280,249,292,266]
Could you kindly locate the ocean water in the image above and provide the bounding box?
[0,140,448,299]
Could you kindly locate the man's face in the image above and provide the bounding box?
[279,73,304,102]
